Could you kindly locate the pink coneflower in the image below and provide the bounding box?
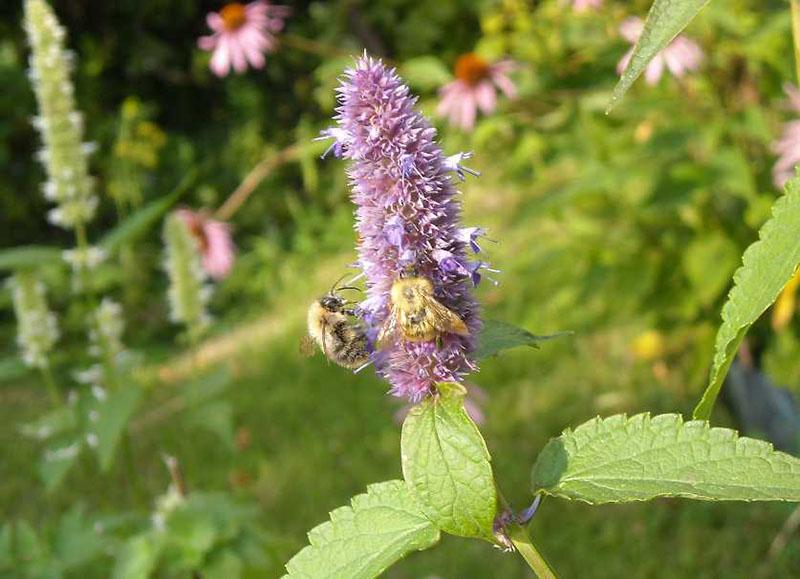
[437,53,517,131]
[773,84,800,189]
[176,209,235,280]
[617,17,703,85]
[564,0,603,13]
[198,1,289,77]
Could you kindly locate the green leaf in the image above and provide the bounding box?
[113,535,163,579]
[399,56,451,91]
[0,523,13,570]
[40,440,81,493]
[608,0,711,111]
[185,400,235,449]
[0,356,29,382]
[20,406,76,441]
[532,413,800,504]
[92,385,143,472]
[400,383,496,539]
[682,233,740,307]
[475,319,571,360]
[14,520,45,564]
[54,505,106,570]
[694,176,800,419]
[100,170,196,255]
[0,245,62,272]
[283,480,440,579]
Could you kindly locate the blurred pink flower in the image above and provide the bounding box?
[437,53,517,131]
[176,209,235,280]
[773,84,800,189]
[198,1,289,77]
[564,0,604,13]
[617,17,703,85]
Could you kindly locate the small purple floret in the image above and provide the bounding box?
[321,55,485,401]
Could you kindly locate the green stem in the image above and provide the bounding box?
[508,523,557,579]
[792,0,800,84]
[40,365,61,406]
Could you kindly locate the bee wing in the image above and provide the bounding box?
[299,335,316,357]
[424,296,470,337]
[377,308,399,348]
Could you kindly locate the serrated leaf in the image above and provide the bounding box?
[476,319,571,360]
[608,0,711,111]
[93,385,143,471]
[100,170,195,255]
[283,480,440,579]
[694,175,800,419]
[0,245,62,271]
[532,413,800,504]
[401,383,496,539]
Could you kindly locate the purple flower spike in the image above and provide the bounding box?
[324,54,483,401]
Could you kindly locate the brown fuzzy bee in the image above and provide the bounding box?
[378,277,470,344]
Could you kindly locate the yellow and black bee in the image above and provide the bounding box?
[303,283,370,369]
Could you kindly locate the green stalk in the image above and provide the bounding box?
[793,0,800,84]
[508,523,558,579]
[40,365,61,407]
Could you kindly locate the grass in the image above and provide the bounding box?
[3,162,800,578]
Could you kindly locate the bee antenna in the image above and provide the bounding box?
[329,273,350,294]
[337,285,362,293]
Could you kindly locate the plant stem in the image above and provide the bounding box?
[40,365,61,406]
[792,0,800,84]
[214,143,303,221]
[508,523,557,579]
[281,33,352,59]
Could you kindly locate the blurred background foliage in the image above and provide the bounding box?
[3,0,800,577]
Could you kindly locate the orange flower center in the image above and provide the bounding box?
[220,3,248,31]
[454,53,490,86]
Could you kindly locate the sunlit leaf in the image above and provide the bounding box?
[532,413,800,503]
[283,480,440,579]
[475,319,571,360]
[608,0,711,111]
[694,175,800,419]
[401,383,496,540]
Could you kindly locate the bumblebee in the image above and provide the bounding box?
[303,284,370,369]
[378,277,469,344]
